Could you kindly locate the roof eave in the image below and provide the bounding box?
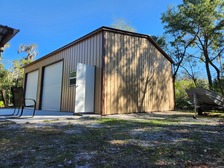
[24,26,174,68]
[0,25,20,48]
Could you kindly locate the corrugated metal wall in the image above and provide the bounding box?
[102,31,174,115]
[24,27,174,115]
[24,32,103,113]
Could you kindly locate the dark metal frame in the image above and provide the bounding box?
[0,87,36,118]
[11,87,36,118]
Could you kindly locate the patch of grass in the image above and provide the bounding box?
[96,117,177,129]
[0,121,16,126]
[96,117,129,125]
[43,119,59,123]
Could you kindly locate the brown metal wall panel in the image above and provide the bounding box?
[24,32,103,113]
[24,27,174,115]
[103,31,174,115]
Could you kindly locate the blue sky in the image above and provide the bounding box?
[1,0,182,68]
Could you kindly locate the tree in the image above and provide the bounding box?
[175,77,208,109]
[18,44,38,61]
[0,43,10,59]
[0,43,12,90]
[175,78,195,109]
[111,18,136,32]
[0,44,38,88]
[151,35,167,49]
[13,44,38,86]
[0,55,14,105]
[0,44,38,105]
[161,0,224,93]
[152,33,196,82]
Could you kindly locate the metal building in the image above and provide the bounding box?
[24,26,175,115]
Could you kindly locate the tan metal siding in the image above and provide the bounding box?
[24,32,103,113]
[103,31,174,115]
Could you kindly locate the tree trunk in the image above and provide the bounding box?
[205,60,213,89]
[203,49,223,94]
[209,60,224,95]
[204,48,213,89]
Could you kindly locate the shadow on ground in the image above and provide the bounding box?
[0,111,223,167]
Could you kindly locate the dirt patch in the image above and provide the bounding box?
[0,111,223,167]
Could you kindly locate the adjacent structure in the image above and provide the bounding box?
[24,26,175,115]
[0,24,19,56]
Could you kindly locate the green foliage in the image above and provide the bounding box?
[162,0,224,38]
[12,58,32,87]
[0,101,4,107]
[0,58,12,90]
[213,77,224,94]
[0,43,10,59]
[0,59,30,91]
[161,0,224,92]
[151,35,167,49]
[175,79,195,109]
[0,44,37,93]
[111,18,136,32]
[0,63,6,80]
[175,78,208,109]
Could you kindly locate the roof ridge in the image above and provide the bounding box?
[24,26,173,68]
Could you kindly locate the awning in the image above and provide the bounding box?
[0,25,20,49]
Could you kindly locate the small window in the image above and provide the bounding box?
[69,71,76,85]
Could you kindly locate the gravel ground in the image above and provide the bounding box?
[0,111,223,168]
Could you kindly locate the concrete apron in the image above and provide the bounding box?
[0,108,100,124]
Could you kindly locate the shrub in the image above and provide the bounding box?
[0,101,4,107]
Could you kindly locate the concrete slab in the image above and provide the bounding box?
[0,108,100,124]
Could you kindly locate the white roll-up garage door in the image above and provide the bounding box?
[25,70,39,106]
[41,61,63,111]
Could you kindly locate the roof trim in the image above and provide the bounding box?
[24,26,173,68]
[0,25,20,48]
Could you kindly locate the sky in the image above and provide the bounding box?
[1,0,182,69]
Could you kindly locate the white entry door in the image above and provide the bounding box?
[41,61,63,111]
[25,70,39,106]
[75,63,95,113]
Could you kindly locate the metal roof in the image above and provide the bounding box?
[24,26,174,68]
[0,25,19,48]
